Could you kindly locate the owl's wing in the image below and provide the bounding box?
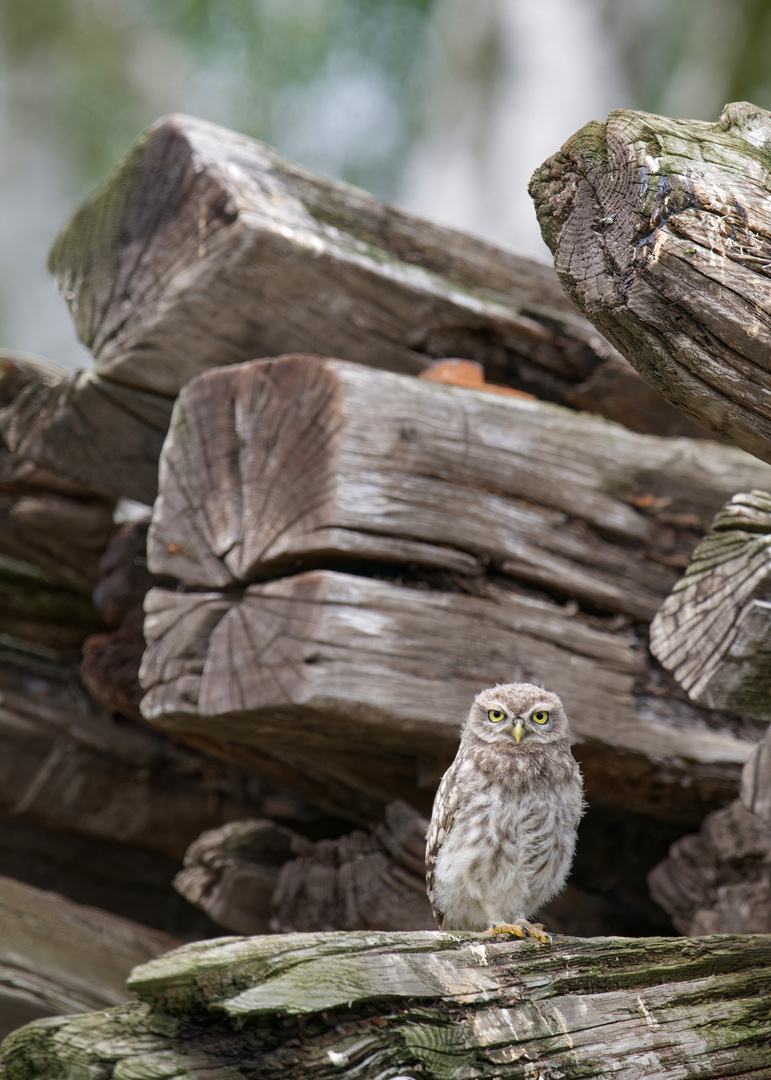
[425,756,465,930]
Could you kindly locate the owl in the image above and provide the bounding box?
[425,683,584,943]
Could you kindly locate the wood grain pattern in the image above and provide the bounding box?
[0,875,178,1039]
[47,113,704,439]
[139,357,771,819]
[0,367,173,504]
[0,353,118,591]
[530,101,771,462]
[650,490,771,717]
[648,798,771,935]
[6,930,770,1079]
[148,356,771,619]
[0,643,302,859]
[140,568,758,819]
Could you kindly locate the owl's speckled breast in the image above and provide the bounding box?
[426,682,584,933]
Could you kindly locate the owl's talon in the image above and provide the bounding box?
[487,920,552,945]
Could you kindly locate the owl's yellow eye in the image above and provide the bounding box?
[487,709,506,723]
[531,710,549,724]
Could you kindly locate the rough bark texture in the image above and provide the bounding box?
[0,875,178,1039]
[529,100,771,464]
[139,355,771,821]
[48,112,704,440]
[3,931,771,1079]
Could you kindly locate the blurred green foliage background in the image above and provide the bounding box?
[1,0,770,365]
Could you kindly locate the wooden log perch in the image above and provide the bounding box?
[139,355,771,821]
[48,112,704,441]
[529,100,771,463]
[0,875,178,1039]
[650,490,771,718]
[3,930,771,1079]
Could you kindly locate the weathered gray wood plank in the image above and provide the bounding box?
[4,930,770,1079]
[530,101,771,463]
[0,875,178,1039]
[0,366,173,504]
[650,490,771,718]
[742,724,771,826]
[47,113,705,439]
[0,643,300,859]
[0,353,118,589]
[140,568,759,819]
[173,802,434,936]
[148,356,771,621]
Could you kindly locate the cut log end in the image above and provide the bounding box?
[530,102,771,465]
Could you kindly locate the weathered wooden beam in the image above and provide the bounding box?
[742,724,771,826]
[0,353,118,589]
[0,813,223,941]
[0,875,178,1039]
[648,798,771,936]
[47,112,705,440]
[0,366,173,504]
[173,801,434,936]
[147,356,771,619]
[4,931,771,1079]
[139,357,771,820]
[650,491,771,718]
[530,100,771,463]
[0,642,312,860]
[0,555,103,658]
[140,568,760,819]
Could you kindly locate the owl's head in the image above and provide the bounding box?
[462,682,570,750]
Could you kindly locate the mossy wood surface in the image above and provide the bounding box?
[139,356,771,822]
[651,491,771,719]
[3,930,771,1079]
[48,113,702,442]
[530,101,771,463]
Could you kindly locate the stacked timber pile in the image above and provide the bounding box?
[3,108,771,1077]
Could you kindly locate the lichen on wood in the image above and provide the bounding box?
[3,930,771,1079]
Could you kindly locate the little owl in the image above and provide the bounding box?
[425,682,583,943]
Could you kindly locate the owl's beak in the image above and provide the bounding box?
[512,720,525,744]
